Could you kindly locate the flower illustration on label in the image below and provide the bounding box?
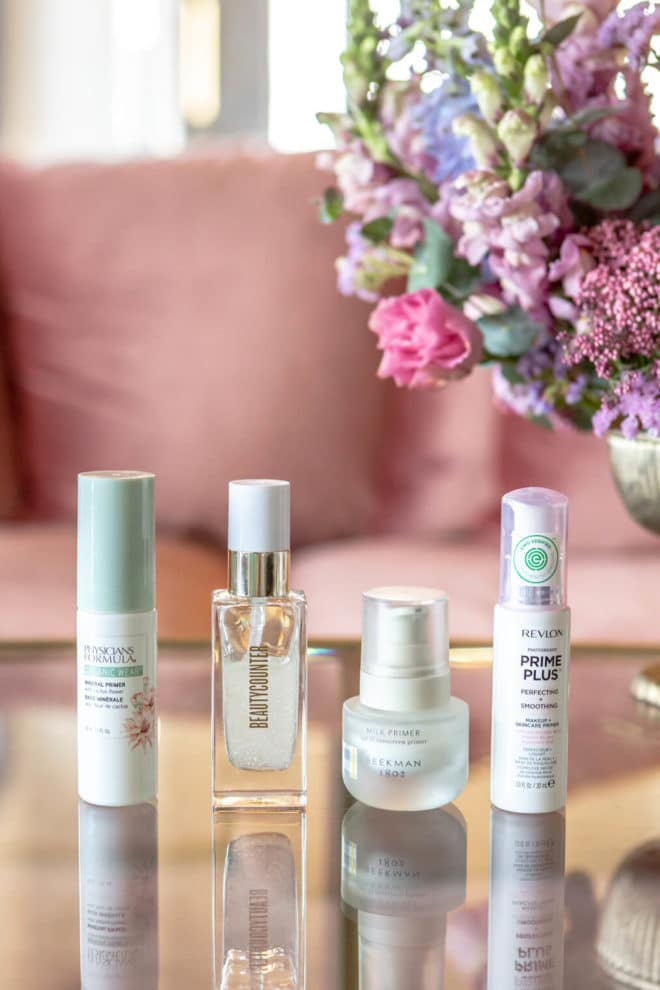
[124,676,155,750]
[513,534,559,585]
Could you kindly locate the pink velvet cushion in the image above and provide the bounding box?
[0,335,19,518]
[0,150,503,546]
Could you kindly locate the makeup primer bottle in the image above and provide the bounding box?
[212,480,307,809]
[77,471,157,807]
[342,587,469,812]
[491,488,570,814]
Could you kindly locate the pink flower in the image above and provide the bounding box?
[363,178,431,249]
[369,288,483,388]
[538,0,617,25]
[320,140,391,215]
[124,714,154,751]
[548,233,594,300]
[449,170,569,312]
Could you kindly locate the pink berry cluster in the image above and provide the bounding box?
[568,221,660,377]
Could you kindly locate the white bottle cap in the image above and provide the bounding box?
[227,479,290,552]
[360,587,450,712]
[500,487,568,607]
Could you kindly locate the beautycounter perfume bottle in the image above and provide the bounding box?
[77,471,157,807]
[491,488,571,814]
[342,587,469,811]
[341,801,467,990]
[488,809,566,990]
[212,480,307,809]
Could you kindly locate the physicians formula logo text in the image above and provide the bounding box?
[83,645,137,663]
[249,646,269,728]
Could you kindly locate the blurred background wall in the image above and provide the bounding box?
[0,0,353,162]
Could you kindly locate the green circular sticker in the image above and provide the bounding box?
[513,534,559,585]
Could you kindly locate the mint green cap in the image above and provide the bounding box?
[77,471,155,613]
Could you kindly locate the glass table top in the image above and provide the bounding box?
[0,641,659,989]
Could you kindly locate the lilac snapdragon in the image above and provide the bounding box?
[593,372,660,439]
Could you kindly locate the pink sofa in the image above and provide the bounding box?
[0,149,658,645]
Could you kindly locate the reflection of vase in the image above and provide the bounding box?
[607,432,660,534]
[597,840,660,989]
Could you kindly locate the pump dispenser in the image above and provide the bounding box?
[342,587,469,811]
[491,487,571,814]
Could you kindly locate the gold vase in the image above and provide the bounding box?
[607,431,660,711]
[607,432,660,535]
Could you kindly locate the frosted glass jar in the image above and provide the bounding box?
[342,696,469,811]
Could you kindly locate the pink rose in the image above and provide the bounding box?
[369,288,483,388]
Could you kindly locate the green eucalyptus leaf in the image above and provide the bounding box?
[577,166,642,210]
[361,216,394,243]
[499,361,526,385]
[530,129,586,170]
[559,139,625,194]
[566,405,595,431]
[530,414,553,430]
[541,12,582,47]
[569,106,622,127]
[477,306,542,357]
[629,188,660,222]
[407,219,455,292]
[443,256,482,302]
[319,187,344,224]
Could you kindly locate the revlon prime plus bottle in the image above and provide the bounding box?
[491,488,571,814]
[212,480,307,809]
[77,471,157,807]
[342,587,469,811]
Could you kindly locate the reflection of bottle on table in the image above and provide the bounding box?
[78,801,158,990]
[221,830,302,989]
[342,802,467,990]
[488,809,565,990]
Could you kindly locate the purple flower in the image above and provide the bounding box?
[592,403,619,437]
[362,178,432,249]
[414,79,477,183]
[554,33,618,112]
[493,366,554,418]
[336,222,413,302]
[599,3,660,68]
[592,371,660,438]
[321,139,391,215]
[381,83,439,180]
[337,223,379,302]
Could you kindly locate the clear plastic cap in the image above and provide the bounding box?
[227,479,290,552]
[360,587,450,711]
[499,488,568,607]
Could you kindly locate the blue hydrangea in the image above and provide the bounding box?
[414,79,477,183]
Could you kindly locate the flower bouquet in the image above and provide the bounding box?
[318,0,660,439]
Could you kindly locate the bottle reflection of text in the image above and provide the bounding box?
[488,809,566,990]
[78,801,159,990]
[214,814,305,989]
[341,802,467,990]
